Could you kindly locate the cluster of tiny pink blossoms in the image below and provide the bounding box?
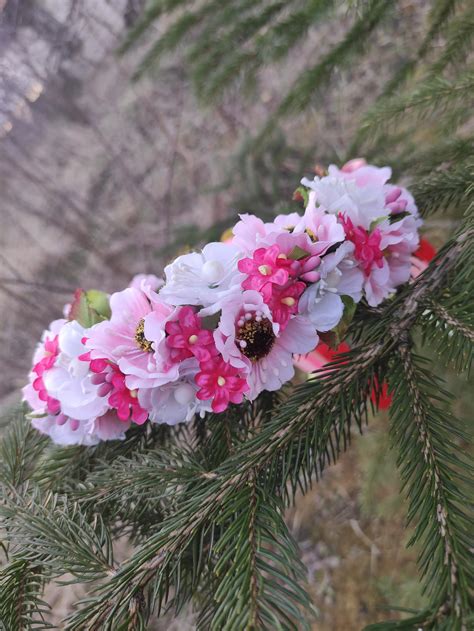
[23,160,422,445]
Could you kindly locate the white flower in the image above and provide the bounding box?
[299,242,364,332]
[138,359,211,425]
[159,242,243,307]
[301,176,386,230]
[43,320,108,421]
[32,411,129,446]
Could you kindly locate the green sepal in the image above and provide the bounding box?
[201,311,221,331]
[292,186,309,206]
[69,289,111,328]
[288,245,310,261]
[86,289,112,320]
[369,216,389,232]
[388,210,411,224]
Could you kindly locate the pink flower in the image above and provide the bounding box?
[129,273,163,293]
[89,360,148,424]
[341,215,384,274]
[231,212,302,254]
[165,306,216,362]
[267,281,306,328]
[86,287,179,390]
[238,244,291,299]
[333,160,392,187]
[195,357,248,413]
[294,201,346,251]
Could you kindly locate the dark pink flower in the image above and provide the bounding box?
[195,357,248,413]
[165,306,216,362]
[340,215,384,274]
[32,335,61,414]
[238,244,291,299]
[89,360,148,425]
[267,281,306,328]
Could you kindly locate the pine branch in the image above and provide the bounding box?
[193,0,288,101]
[350,0,461,153]
[0,407,48,489]
[392,136,474,177]
[428,5,474,75]
[386,342,472,627]
[119,0,195,54]
[32,422,169,492]
[256,0,393,140]
[0,559,52,631]
[358,69,474,138]
[0,487,115,583]
[411,161,474,216]
[421,299,474,375]
[199,479,314,630]
[132,0,230,81]
[194,0,336,102]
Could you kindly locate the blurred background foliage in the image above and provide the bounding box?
[0,0,472,628]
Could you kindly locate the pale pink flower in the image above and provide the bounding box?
[201,289,317,399]
[245,316,318,399]
[231,212,303,255]
[329,160,419,218]
[129,273,164,293]
[301,176,385,230]
[86,287,179,390]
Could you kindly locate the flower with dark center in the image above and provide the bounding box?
[135,318,153,352]
[236,316,275,362]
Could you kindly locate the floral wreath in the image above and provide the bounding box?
[23,159,434,445]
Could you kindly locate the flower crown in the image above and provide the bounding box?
[23,160,424,445]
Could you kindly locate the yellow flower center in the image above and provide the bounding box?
[217,376,226,387]
[258,264,272,276]
[134,318,153,352]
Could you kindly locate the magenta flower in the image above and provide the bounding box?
[341,215,384,274]
[195,357,248,413]
[267,281,306,328]
[165,306,217,362]
[89,360,148,425]
[238,244,291,300]
[31,334,61,415]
